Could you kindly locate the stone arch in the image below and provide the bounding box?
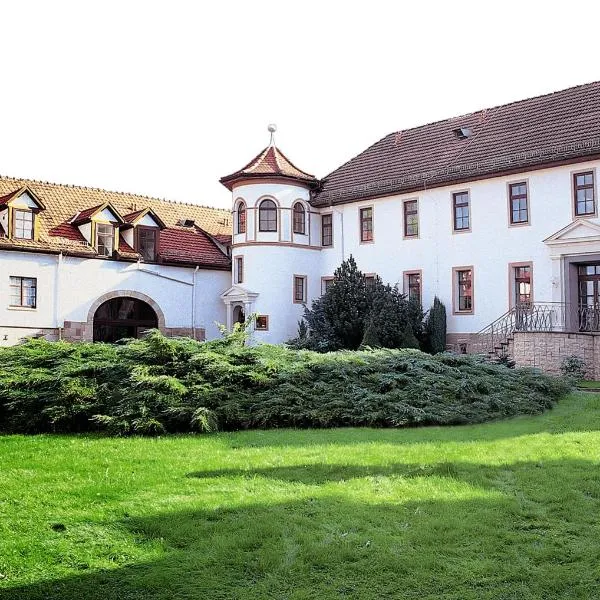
[84,290,166,341]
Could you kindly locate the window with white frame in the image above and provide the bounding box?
[9,276,37,308]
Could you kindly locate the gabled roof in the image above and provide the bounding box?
[314,81,600,206]
[0,175,231,268]
[0,185,46,210]
[71,202,124,225]
[220,144,318,190]
[544,219,600,244]
[122,207,167,229]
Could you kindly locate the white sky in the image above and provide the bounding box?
[1,1,600,210]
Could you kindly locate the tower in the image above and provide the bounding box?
[219,126,320,342]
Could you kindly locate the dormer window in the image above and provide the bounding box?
[137,227,157,261]
[13,209,34,240]
[96,224,114,256]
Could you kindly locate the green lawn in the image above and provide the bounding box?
[1,393,599,599]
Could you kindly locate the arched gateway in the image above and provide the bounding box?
[93,297,158,342]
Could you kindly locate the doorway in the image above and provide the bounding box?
[578,264,600,331]
[93,297,158,342]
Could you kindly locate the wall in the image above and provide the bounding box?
[513,331,600,379]
[0,250,230,345]
[319,159,600,335]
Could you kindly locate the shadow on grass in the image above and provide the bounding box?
[215,392,600,450]
[2,459,600,600]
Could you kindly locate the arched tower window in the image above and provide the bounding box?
[258,199,277,232]
[293,202,306,234]
[236,200,246,234]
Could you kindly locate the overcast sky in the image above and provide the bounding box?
[1,1,599,209]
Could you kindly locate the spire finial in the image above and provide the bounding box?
[268,123,277,146]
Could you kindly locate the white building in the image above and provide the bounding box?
[0,182,231,345]
[219,82,600,374]
[3,81,600,376]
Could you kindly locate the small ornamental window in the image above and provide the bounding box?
[256,315,269,330]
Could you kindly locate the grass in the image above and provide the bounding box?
[1,393,599,599]
[576,380,600,389]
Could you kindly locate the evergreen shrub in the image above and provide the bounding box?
[0,330,570,435]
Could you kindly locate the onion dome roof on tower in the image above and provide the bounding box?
[220,140,318,190]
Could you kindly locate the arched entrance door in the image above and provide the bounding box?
[93,297,158,342]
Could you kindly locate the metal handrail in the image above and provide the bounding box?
[471,302,572,356]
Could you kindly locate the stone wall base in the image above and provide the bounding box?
[163,327,205,341]
[446,333,479,354]
[513,331,600,380]
[63,321,88,342]
[0,327,59,347]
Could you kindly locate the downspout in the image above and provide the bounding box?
[55,252,63,340]
[191,266,199,340]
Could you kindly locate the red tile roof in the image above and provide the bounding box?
[0,176,231,269]
[314,81,600,205]
[220,144,318,190]
[0,189,20,208]
[158,227,231,268]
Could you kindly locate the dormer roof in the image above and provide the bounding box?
[0,186,46,210]
[71,202,124,226]
[220,144,318,191]
[121,207,167,229]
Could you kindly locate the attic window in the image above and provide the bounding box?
[453,127,472,140]
[178,219,196,227]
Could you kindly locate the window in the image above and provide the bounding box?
[96,224,114,256]
[137,227,157,261]
[453,192,470,231]
[404,200,419,237]
[360,207,373,242]
[365,275,376,288]
[9,276,37,308]
[509,182,529,224]
[294,275,307,303]
[234,256,244,284]
[293,203,306,235]
[513,264,532,307]
[13,210,34,240]
[321,277,334,295]
[454,268,473,313]
[322,214,333,247]
[405,271,421,303]
[258,199,277,232]
[236,201,246,234]
[574,171,595,216]
[256,315,269,330]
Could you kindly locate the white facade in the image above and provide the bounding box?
[225,159,600,345]
[0,250,229,346]
[4,156,600,348]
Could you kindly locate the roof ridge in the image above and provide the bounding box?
[391,80,600,138]
[0,173,229,214]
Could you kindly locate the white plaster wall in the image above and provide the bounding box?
[232,182,316,247]
[232,244,322,344]
[0,251,230,343]
[319,159,600,334]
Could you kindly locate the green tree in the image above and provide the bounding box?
[304,256,370,350]
[425,296,447,353]
[299,257,426,351]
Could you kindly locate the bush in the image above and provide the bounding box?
[560,355,587,380]
[425,296,447,354]
[297,256,424,351]
[0,330,570,435]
